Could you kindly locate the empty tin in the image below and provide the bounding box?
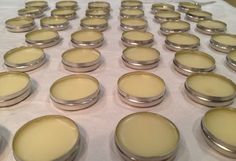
[51,9,77,20]
[226,50,236,71]
[120,8,144,19]
[56,0,78,10]
[80,17,108,32]
[5,17,36,33]
[196,20,227,35]
[186,10,212,22]
[25,0,49,11]
[120,18,147,31]
[154,11,181,23]
[178,1,201,13]
[151,3,175,14]
[160,20,190,35]
[40,16,69,31]
[18,7,44,18]
[121,0,143,9]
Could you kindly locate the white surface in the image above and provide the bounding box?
[0,0,236,161]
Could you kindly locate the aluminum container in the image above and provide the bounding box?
[56,0,78,10]
[121,0,143,9]
[160,20,190,35]
[154,11,181,23]
[178,1,201,13]
[18,7,44,18]
[186,10,212,22]
[80,17,108,32]
[25,0,49,11]
[5,17,36,33]
[120,8,144,19]
[120,18,147,31]
[51,9,77,20]
[196,20,227,35]
[151,3,175,14]
[40,16,69,31]
[226,50,236,71]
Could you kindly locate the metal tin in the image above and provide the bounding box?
[56,0,78,10]
[40,16,69,31]
[25,0,49,11]
[18,7,44,18]
[122,47,160,69]
[0,71,31,107]
[50,74,100,110]
[197,20,227,35]
[178,1,201,13]
[25,29,61,48]
[120,18,147,31]
[115,112,180,161]
[154,11,181,23]
[71,29,104,48]
[151,3,175,14]
[185,73,236,107]
[186,10,212,22]
[12,115,80,161]
[201,108,236,158]
[86,8,110,19]
[120,8,144,19]
[62,48,102,72]
[5,17,36,33]
[165,33,200,51]
[226,50,236,71]
[4,46,46,72]
[121,0,143,9]
[160,20,190,35]
[51,9,77,20]
[210,33,236,53]
[121,30,154,47]
[88,1,111,11]
[173,50,215,76]
[117,71,166,107]
[80,17,108,32]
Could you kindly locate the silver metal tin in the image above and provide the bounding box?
[88,1,111,11]
[40,16,69,31]
[186,10,212,22]
[50,74,101,110]
[120,18,147,31]
[165,33,200,51]
[86,8,110,19]
[121,0,143,9]
[160,20,190,35]
[25,0,49,11]
[51,9,77,20]
[178,2,201,13]
[12,115,80,161]
[120,8,144,19]
[18,7,44,18]
[5,17,36,33]
[154,11,181,23]
[56,0,78,10]
[173,50,215,76]
[197,20,227,35]
[25,29,61,48]
[185,73,236,107]
[117,71,166,107]
[151,3,175,14]
[226,50,236,71]
[80,17,108,32]
[62,48,102,72]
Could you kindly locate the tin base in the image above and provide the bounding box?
[6,25,36,33]
[209,41,231,53]
[196,27,224,35]
[122,57,159,70]
[26,38,61,48]
[165,40,199,52]
[72,40,103,48]
[122,40,153,48]
[62,62,101,73]
[41,23,69,31]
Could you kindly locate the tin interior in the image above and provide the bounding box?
[56,0,78,9]
[120,9,144,18]
[51,9,76,19]
[71,29,103,44]
[197,20,227,34]
[152,3,175,12]
[26,29,60,43]
[178,2,201,12]
[186,10,212,22]
[88,1,111,10]
[121,1,143,9]
[41,16,68,26]
[160,20,190,34]
[81,17,107,27]
[122,30,154,44]
[120,18,147,30]
[210,34,236,52]
[5,17,35,29]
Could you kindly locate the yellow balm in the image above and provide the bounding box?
[26,29,58,42]
[72,30,103,42]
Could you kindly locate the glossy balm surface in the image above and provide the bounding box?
[167,33,199,45]
[121,18,146,26]
[82,18,106,26]
[212,34,236,46]
[124,47,159,61]
[42,17,67,25]
[198,20,226,29]
[73,30,102,42]
[162,21,189,30]
[123,31,153,41]
[27,30,58,41]
[6,18,32,26]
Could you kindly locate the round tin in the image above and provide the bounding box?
[50,74,100,110]
[151,3,175,14]
[71,29,104,48]
[0,71,31,107]
[201,107,236,158]
[5,17,36,33]
[80,17,108,32]
[185,73,236,107]
[197,20,227,35]
[120,8,144,19]
[62,48,101,72]
[121,30,154,47]
[226,50,236,71]
[173,50,215,76]
[4,46,46,72]
[121,0,143,9]
[210,33,236,53]
[117,71,166,107]
[115,112,180,161]
[40,16,69,31]
[56,0,78,10]
[86,8,110,19]
[12,115,80,161]
[18,7,44,18]
[160,20,190,35]
[51,9,76,20]
[154,11,181,23]
[178,1,201,13]
[122,47,160,69]
[25,0,49,11]
[186,10,212,22]
[25,29,61,48]
[120,18,147,31]
[88,1,111,11]
[165,33,200,51]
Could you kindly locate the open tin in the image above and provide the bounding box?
[50,74,101,110]
[115,112,180,161]
[40,16,69,31]
[51,9,77,20]
[151,3,175,14]
[196,20,227,35]
[186,10,212,22]
[117,71,166,107]
[86,8,110,19]
[18,7,44,18]
[226,50,236,71]
[5,17,36,33]
[154,11,181,23]
[121,0,143,9]
[120,18,147,31]
[0,71,31,107]
[56,0,78,10]
[88,1,111,11]
[12,115,80,161]
[25,29,61,48]
[62,48,102,72]
[160,20,190,35]
[185,73,236,107]
[25,0,49,11]
[178,1,201,13]
[120,8,144,19]
[80,17,108,32]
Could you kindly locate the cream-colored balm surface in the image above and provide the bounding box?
[229,50,236,61]
[124,47,159,61]
[189,10,211,17]
[122,9,143,16]
[42,17,67,25]
[116,112,179,157]
[119,72,165,98]
[88,9,107,15]
[73,30,103,42]
[51,76,99,100]
[57,1,76,7]
[13,116,79,161]
[204,108,236,146]
[27,1,47,7]
[187,74,235,97]
[82,18,107,26]
[90,2,109,8]
[162,21,189,30]
[121,18,146,26]
[123,1,141,6]
[213,34,236,46]
[198,20,226,29]
[157,11,180,18]
[0,72,29,97]
[124,31,153,41]
[27,30,58,41]
[53,9,74,15]
[167,33,199,45]
[7,18,32,26]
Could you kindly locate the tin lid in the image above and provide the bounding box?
[120,18,147,31]
[185,73,236,106]
[121,30,154,47]
[201,107,236,158]
[88,1,111,10]
[121,0,143,9]
[178,1,201,13]
[210,33,236,53]
[40,16,69,31]
[173,50,215,76]
[25,0,49,11]
[5,17,36,33]
[80,17,108,32]
[56,0,78,10]
[86,8,110,19]
[62,48,101,72]
[115,112,180,161]
[154,11,181,23]
[197,20,227,35]
[160,20,190,35]
[51,9,77,20]
[122,47,160,70]
[186,10,212,22]
[12,115,80,161]
[120,8,144,18]
[117,71,166,107]
[226,50,236,71]
[18,7,44,18]
[25,29,61,48]
[165,33,200,51]
[50,74,100,110]
[71,29,104,48]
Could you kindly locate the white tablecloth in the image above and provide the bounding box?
[0,0,236,161]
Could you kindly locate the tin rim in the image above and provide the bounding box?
[226,50,236,71]
[154,11,181,23]
[210,34,236,53]
[120,18,147,31]
[160,20,190,35]
[25,1,49,11]
[80,17,108,32]
[18,7,44,18]
[51,9,77,20]
[56,0,78,10]
[186,10,212,22]
[88,1,111,10]
[121,0,143,9]
[178,2,201,13]
[196,20,227,35]
[40,16,69,31]
[151,3,175,14]
[120,9,144,19]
